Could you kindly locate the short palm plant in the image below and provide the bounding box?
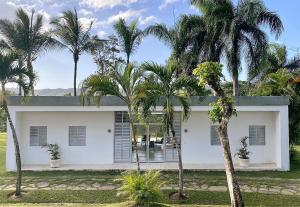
[81,63,144,172]
[138,61,204,199]
[117,170,164,207]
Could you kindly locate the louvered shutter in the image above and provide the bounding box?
[165,112,181,162]
[249,126,265,145]
[211,126,220,145]
[114,112,131,162]
[30,126,47,146]
[69,126,86,146]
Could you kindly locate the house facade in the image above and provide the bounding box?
[6,96,290,171]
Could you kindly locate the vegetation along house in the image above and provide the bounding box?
[6,96,290,171]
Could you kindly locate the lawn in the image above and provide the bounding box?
[0,133,300,206]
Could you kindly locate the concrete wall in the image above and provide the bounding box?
[182,111,277,165]
[18,111,114,165]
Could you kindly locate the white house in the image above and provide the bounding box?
[6,96,290,171]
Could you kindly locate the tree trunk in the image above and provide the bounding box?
[128,109,141,173]
[73,52,79,96]
[126,54,130,65]
[26,57,35,96]
[2,85,22,196]
[232,76,239,96]
[171,124,184,198]
[217,122,244,207]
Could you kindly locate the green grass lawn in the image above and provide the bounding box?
[1,133,300,206]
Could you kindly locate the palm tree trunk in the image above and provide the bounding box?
[218,122,244,207]
[128,109,141,173]
[232,76,239,96]
[126,54,130,65]
[1,84,22,196]
[171,124,184,198]
[73,52,79,96]
[26,57,35,96]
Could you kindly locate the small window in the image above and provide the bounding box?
[30,126,47,146]
[249,125,265,145]
[69,126,86,146]
[211,125,220,145]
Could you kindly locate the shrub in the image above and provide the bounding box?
[235,136,250,159]
[43,144,60,160]
[117,170,164,206]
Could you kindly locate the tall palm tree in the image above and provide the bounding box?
[51,9,96,96]
[191,0,283,96]
[139,61,204,199]
[145,16,206,75]
[113,18,143,65]
[0,51,33,196]
[250,43,300,81]
[0,8,59,95]
[82,63,143,172]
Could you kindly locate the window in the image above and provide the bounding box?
[211,125,220,145]
[249,125,265,145]
[30,126,47,146]
[69,126,86,146]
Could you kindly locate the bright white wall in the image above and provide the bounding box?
[19,111,114,165]
[182,111,277,165]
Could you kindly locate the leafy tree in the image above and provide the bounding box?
[51,9,98,96]
[0,8,59,95]
[193,62,244,207]
[191,0,283,96]
[113,18,143,65]
[138,61,204,199]
[250,43,300,81]
[90,35,124,74]
[223,81,251,96]
[82,63,143,172]
[0,51,33,196]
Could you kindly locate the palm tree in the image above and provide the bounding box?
[191,0,283,96]
[250,43,300,81]
[0,8,59,95]
[82,63,143,172]
[145,16,206,75]
[139,61,204,199]
[113,18,143,65]
[0,51,33,196]
[51,9,96,96]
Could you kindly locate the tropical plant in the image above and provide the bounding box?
[43,144,60,160]
[191,0,283,96]
[193,62,244,207]
[0,109,6,132]
[0,8,59,95]
[145,16,206,75]
[113,18,143,65]
[250,43,300,81]
[51,9,98,96]
[90,35,124,74]
[82,63,143,172]
[117,170,164,206]
[138,60,204,199]
[235,136,250,159]
[0,51,33,196]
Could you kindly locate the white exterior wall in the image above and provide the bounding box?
[6,105,289,171]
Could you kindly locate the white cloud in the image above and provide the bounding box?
[78,9,93,16]
[79,17,98,30]
[79,0,139,10]
[139,15,158,26]
[97,30,107,38]
[159,0,179,10]
[99,9,144,25]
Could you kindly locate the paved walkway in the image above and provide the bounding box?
[1,177,299,196]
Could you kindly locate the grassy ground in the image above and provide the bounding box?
[1,133,300,206]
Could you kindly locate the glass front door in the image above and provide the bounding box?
[132,124,165,162]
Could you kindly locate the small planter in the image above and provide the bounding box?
[238,158,250,167]
[50,159,61,168]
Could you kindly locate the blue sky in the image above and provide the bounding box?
[0,0,300,89]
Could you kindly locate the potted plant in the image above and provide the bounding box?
[235,136,250,167]
[43,144,61,168]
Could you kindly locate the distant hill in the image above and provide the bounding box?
[6,88,80,96]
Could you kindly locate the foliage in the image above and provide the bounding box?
[193,62,223,87]
[235,137,251,159]
[208,97,236,124]
[223,81,251,96]
[0,109,6,132]
[117,170,164,206]
[90,35,124,74]
[43,144,60,160]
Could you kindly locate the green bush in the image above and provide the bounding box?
[117,170,164,206]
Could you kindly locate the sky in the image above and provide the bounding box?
[0,0,300,89]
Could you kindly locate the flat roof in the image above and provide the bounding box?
[7,96,290,106]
